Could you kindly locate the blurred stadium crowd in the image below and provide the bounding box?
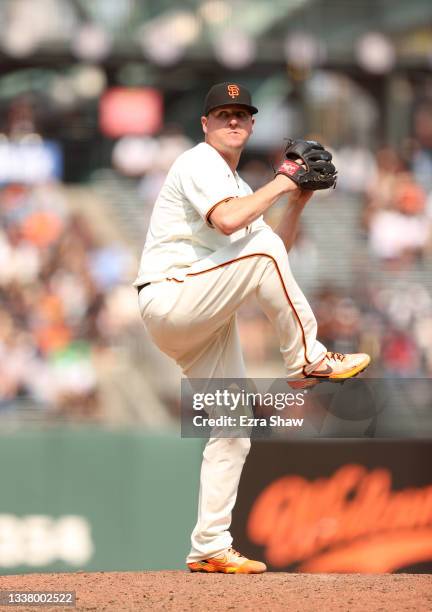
[0,180,136,418]
[0,0,432,422]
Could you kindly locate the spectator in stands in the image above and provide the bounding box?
[412,103,432,193]
[367,170,429,266]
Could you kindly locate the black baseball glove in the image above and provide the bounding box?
[275,139,337,190]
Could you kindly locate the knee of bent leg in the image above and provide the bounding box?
[228,437,251,457]
[251,228,286,259]
[248,230,287,271]
[266,232,287,260]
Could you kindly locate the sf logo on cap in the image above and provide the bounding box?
[227,84,240,99]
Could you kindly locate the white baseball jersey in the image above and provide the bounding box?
[134,142,269,285]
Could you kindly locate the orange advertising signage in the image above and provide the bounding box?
[247,464,432,573]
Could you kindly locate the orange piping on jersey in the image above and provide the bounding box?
[205,197,235,228]
[170,253,313,365]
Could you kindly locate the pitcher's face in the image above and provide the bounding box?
[201,105,254,153]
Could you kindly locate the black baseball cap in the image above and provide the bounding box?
[203,82,258,116]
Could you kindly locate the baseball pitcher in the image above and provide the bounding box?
[134,83,370,573]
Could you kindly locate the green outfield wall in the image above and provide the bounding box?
[0,428,203,574]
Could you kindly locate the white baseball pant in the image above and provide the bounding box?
[138,226,326,562]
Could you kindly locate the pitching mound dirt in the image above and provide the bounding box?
[0,571,430,611]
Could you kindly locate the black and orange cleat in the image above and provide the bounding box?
[188,547,267,574]
[288,352,371,390]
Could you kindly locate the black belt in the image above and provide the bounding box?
[136,282,151,294]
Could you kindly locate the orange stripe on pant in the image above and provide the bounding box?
[169,251,314,366]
